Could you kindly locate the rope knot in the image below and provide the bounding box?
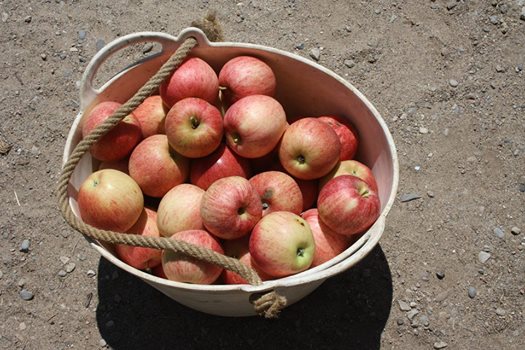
[251,291,287,318]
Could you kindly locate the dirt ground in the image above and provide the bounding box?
[1,0,524,349]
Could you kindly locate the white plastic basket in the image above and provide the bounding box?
[62,28,399,317]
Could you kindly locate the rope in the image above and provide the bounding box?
[57,29,286,318]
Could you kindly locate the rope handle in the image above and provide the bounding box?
[57,30,286,318]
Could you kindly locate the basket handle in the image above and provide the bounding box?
[79,29,212,110]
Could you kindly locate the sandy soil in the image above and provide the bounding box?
[1,0,524,349]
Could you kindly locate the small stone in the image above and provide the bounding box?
[19,322,26,330]
[419,127,429,134]
[414,165,421,172]
[436,271,445,279]
[309,48,321,61]
[479,251,491,264]
[498,4,508,13]
[520,183,525,193]
[495,65,505,73]
[449,79,459,87]
[434,341,448,349]
[344,59,355,68]
[78,30,87,40]
[396,318,404,325]
[495,308,506,316]
[489,15,500,25]
[516,64,523,72]
[345,25,352,32]
[400,193,421,202]
[410,301,417,308]
[435,291,449,302]
[20,289,33,301]
[467,156,477,163]
[406,309,419,320]
[511,227,521,235]
[1,12,8,22]
[520,7,525,21]
[295,43,305,50]
[99,339,107,347]
[494,227,505,239]
[374,9,381,14]
[142,43,154,54]
[468,286,477,298]
[24,16,32,23]
[398,300,411,311]
[0,270,3,279]
[17,278,26,287]
[427,191,435,198]
[419,314,430,327]
[59,256,70,264]
[40,53,47,61]
[65,262,76,273]
[20,239,30,252]
[58,270,67,277]
[87,269,96,277]
[446,2,457,10]
[96,39,105,52]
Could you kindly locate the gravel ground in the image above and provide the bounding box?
[1,0,524,349]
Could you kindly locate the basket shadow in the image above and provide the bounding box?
[96,245,392,350]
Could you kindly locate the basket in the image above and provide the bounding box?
[62,27,399,317]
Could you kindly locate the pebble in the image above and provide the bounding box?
[414,165,421,172]
[344,59,355,68]
[19,322,26,330]
[468,286,477,298]
[20,289,34,301]
[436,271,445,279]
[142,43,154,54]
[410,301,417,308]
[495,308,506,316]
[406,309,419,320]
[489,15,500,25]
[65,262,76,273]
[511,226,521,235]
[419,314,430,327]
[87,269,97,277]
[427,191,435,198]
[434,341,448,349]
[520,183,525,193]
[309,47,321,61]
[19,239,30,253]
[78,30,87,40]
[398,300,411,311]
[396,318,404,325]
[24,16,32,23]
[17,278,26,287]
[40,53,47,61]
[99,339,107,347]
[446,1,457,10]
[58,270,67,277]
[478,251,491,264]
[1,12,7,22]
[521,7,525,21]
[419,127,429,134]
[516,64,523,72]
[400,193,421,202]
[59,256,70,265]
[494,227,505,239]
[96,39,105,52]
[295,43,305,50]
[449,79,459,87]
[495,65,505,73]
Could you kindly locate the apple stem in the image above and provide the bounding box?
[296,155,305,164]
[237,207,246,215]
[296,247,305,257]
[190,116,200,129]
[232,133,241,145]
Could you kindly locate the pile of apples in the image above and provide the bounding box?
[77,55,381,285]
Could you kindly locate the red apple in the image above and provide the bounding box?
[82,101,142,161]
[317,175,380,236]
[319,160,378,193]
[200,176,262,240]
[249,171,303,216]
[318,115,359,161]
[301,209,349,267]
[296,178,318,211]
[115,207,162,270]
[190,143,251,190]
[164,97,223,158]
[224,95,288,158]
[160,57,219,108]
[77,169,143,232]
[98,157,129,174]
[278,117,341,180]
[162,229,224,284]
[221,237,272,284]
[128,134,189,198]
[157,184,204,237]
[133,95,168,138]
[218,56,276,106]
[250,211,315,277]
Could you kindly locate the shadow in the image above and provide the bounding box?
[96,245,393,350]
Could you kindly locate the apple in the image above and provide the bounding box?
[200,176,262,240]
[296,178,318,211]
[221,237,272,284]
[249,211,315,277]
[82,101,142,162]
[278,117,341,180]
[115,207,162,270]
[319,159,378,193]
[128,134,189,198]
[77,169,143,232]
[249,171,303,216]
[157,184,204,237]
[160,57,219,108]
[317,175,380,236]
[98,157,129,174]
[132,95,168,138]
[164,97,223,158]
[218,56,276,106]
[162,229,224,284]
[301,209,349,267]
[190,143,251,190]
[224,95,288,158]
[318,115,359,161]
